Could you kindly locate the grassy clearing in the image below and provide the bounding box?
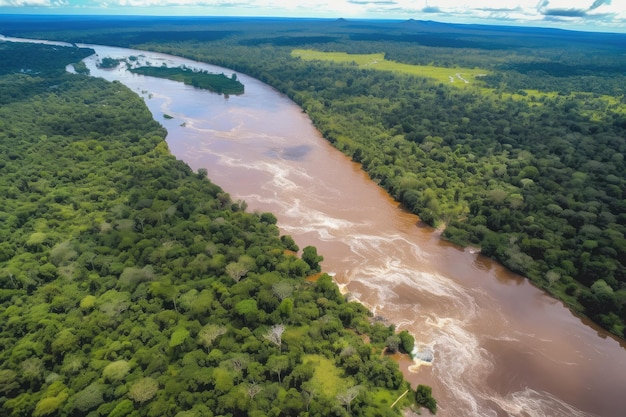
[491,89,626,121]
[304,354,351,398]
[291,49,489,87]
[302,354,412,412]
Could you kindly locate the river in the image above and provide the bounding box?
[6,37,626,416]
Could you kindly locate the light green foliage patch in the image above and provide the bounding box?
[79,295,97,310]
[169,327,190,348]
[102,360,131,382]
[128,378,159,403]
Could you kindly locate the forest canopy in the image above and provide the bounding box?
[0,41,426,417]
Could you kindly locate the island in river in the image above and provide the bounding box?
[129,65,244,95]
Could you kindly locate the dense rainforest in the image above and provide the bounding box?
[0,41,432,417]
[15,17,624,337]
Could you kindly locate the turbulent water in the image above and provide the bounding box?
[5,36,626,416]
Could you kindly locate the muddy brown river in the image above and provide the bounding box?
[6,37,626,416]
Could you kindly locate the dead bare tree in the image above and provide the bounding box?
[246,382,262,400]
[337,385,361,414]
[230,355,249,383]
[231,356,248,373]
[264,324,285,348]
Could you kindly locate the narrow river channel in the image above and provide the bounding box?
[6,37,626,416]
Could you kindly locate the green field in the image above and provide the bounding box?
[292,49,489,87]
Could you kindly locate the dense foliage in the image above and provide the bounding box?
[128,66,244,95]
[0,41,422,417]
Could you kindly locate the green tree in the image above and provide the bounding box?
[416,384,437,414]
[73,382,105,412]
[302,246,323,272]
[399,330,415,354]
[267,354,290,383]
[102,360,131,382]
[108,399,135,417]
[169,327,190,349]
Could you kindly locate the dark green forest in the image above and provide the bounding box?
[0,41,431,417]
[18,17,624,337]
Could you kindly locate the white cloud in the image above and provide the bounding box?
[414,0,626,29]
[100,0,363,14]
[0,0,55,5]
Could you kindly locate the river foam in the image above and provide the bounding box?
[487,388,595,417]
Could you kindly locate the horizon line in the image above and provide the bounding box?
[1,13,625,36]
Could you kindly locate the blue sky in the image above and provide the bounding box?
[1,0,625,33]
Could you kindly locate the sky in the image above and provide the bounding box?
[0,0,625,33]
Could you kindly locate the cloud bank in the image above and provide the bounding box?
[0,0,624,33]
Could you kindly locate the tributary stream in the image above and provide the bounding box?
[6,37,626,417]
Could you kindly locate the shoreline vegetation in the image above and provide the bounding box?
[0,41,434,416]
